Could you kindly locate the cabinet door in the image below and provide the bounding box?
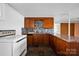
[42,34,48,46]
[24,18,35,28]
[61,23,68,36]
[54,37,63,54]
[32,34,50,46]
[24,18,30,28]
[33,34,39,46]
[70,23,74,36]
[43,18,54,28]
[70,42,77,55]
[59,39,66,54]
[38,34,43,46]
[74,23,79,37]
[50,35,55,48]
[27,35,33,46]
[53,36,57,50]
[29,19,35,28]
[56,38,61,53]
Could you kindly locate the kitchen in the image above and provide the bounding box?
[0,3,79,56]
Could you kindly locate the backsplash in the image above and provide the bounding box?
[22,28,54,35]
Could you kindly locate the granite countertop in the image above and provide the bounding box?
[27,32,50,34]
[54,34,79,42]
[26,32,79,42]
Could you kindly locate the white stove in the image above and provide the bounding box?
[0,30,27,56]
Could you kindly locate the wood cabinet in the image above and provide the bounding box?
[60,23,75,36]
[68,42,79,55]
[61,23,68,36]
[55,37,61,54]
[27,34,50,47]
[24,17,54,29]
[43,18,54,28]
[34,34,50,46]
[61,23,79,36]
[24,18,35,28]
[49,35,54,48]
[53,36,64,54]
[50,34,79,55]
[74,23,79,37]
[70,23,74,36]
[27,34,34,46]
[58,39,68,55]
[33,34,41,46]
[27,34,79,55]
[70,23,79,37]
[44,34,69,55]
[53,36,69,55]
[43,34,50,46]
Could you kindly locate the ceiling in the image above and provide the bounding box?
[9,3,79,23]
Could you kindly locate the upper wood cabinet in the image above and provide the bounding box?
[61,23,73,36]
[24,18,35,28]
[61,23,68,36]
[43,18,54,29]
[60,23,79,36]
[24,17,54,29]
[74,23,79,37]
[70,23,74,36]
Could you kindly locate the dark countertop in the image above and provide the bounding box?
[26,32,79,42]
[54,34,79,42]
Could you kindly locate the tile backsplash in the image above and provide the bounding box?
[22,27,54,34]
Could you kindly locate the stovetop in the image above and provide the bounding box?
[0,30,16,37]
[0,30,26,43]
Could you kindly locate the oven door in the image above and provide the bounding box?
[13,37,26,56]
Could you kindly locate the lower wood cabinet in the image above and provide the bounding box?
[52,36,73,55]
[27,34,50,47]
[49,35,54,47]
[27,34,33,46]
[33,34,43,46]
[49,35,78,55]
[27,34,79,55]
[68,42,78,55]
[43,34,49,46]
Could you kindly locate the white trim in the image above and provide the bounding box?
[0,3,5,20]
[68,13,70,40]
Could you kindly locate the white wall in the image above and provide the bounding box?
[54,16,60,34]
[0,4,24,35]
[9,3,79,35]
[54,24,60,34]
[10,3,79,18]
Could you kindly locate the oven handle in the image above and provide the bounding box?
[16,37,26,43]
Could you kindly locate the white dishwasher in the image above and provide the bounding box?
[13,36,27,56]
[0,30,27,56]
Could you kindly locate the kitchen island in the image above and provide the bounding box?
[26,32,79,56]
[50,34,79,56]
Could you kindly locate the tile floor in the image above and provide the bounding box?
[26,46,57,56]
